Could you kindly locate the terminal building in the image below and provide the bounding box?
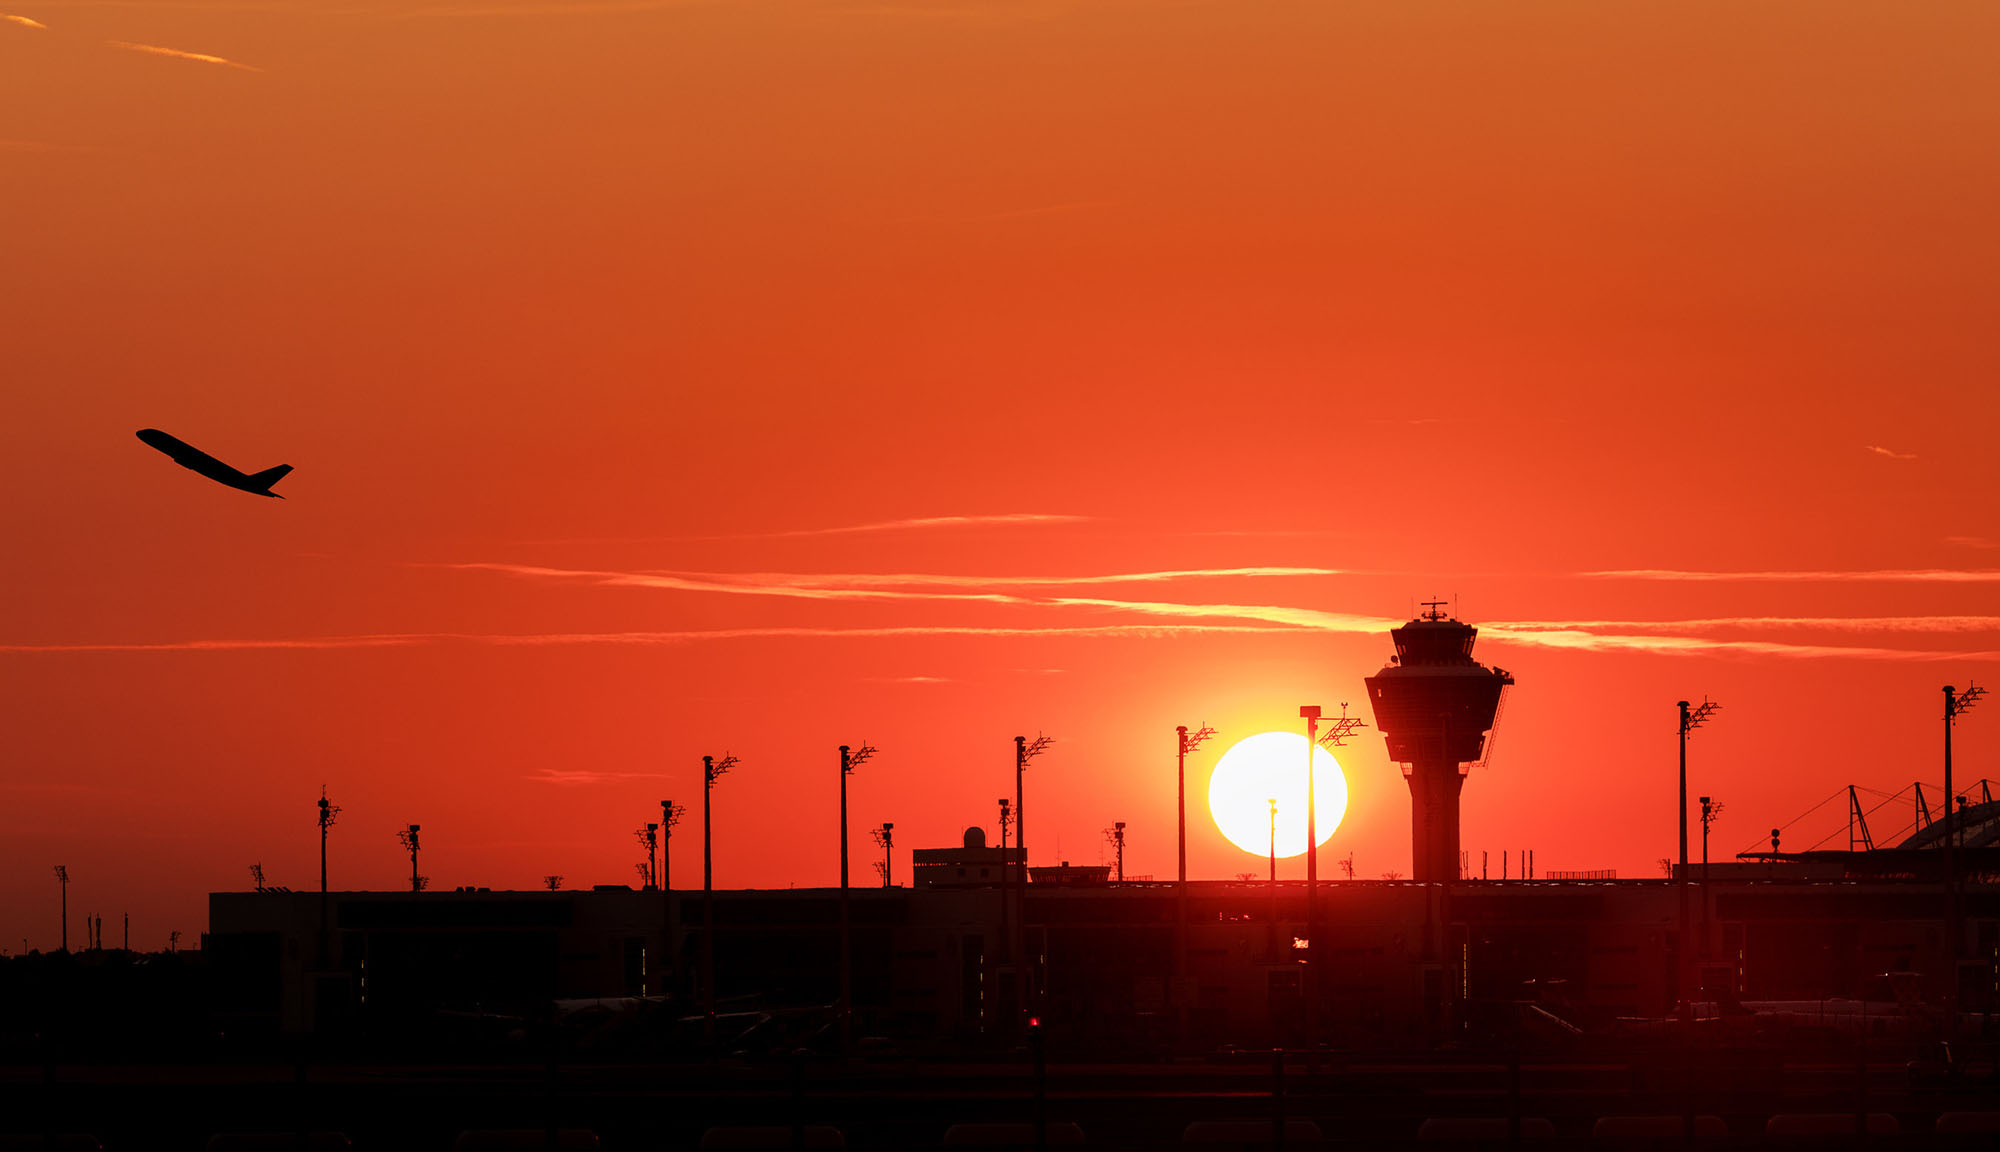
[203,614,2000,1053]
[208,864,2000,1052]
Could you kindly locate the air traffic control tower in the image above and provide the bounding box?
[1365,606,1514,883]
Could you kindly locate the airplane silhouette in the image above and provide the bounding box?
[136,429,292,499]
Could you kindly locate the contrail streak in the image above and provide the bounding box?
[1492,616,2000,635]
[742,513,1090,538]
[1582,569,2000,583]
[527,769,669,785]
[441,563,1031,605]
[108,41,263,71]
[0,623,1293,653]
[3,13,47,28]
[652,566,1345,588]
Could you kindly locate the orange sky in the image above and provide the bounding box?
[3,1,1997,951]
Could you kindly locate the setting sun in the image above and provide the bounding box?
[1207,732,1348,859]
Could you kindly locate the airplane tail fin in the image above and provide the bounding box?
[248,464,293,492]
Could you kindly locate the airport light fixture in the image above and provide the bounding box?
[1105,822,1127,882]
[1676,697,1720,1018]
[317,790,340,892]
[1268,799,1278,883]
[839,742,878,1053]
[660,800,684,891]
[316,788,340,964]
[1945,684,1985,851]
[1944,683,1984,1032]
[1173,722,1216,1052]
[872,823,895,888]
[1175,724,1217,888]
[701,752,738,1043]
[398,824,423,893]
[635,823,659,890]
[1299,707,1323,1050]
[53,865,68,953]
[1013,733,1053,1029]
[249,863,266,893]
[998,797,1014,976]
[543,875,562,891]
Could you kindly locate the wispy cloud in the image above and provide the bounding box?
[387,0,706,17]
[0,623,1292,654]
[1474,625,2000,662]
[677,566,1343,588]
[527,768,670,786]
[1865,445,1918,460]
[1583,569,2000,583]
[745,513,1090,539]
[108,41,263,71]
[9,617,1994,663]
[3,13,47,28]
[443,562,1027,606]
[435,562,1343,605]
[1493,616,2000,635]
[0,635,425,653]
[871,675,952,683]
[1947,536,2000,551]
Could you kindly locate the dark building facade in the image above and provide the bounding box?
[209,867,2000,1053]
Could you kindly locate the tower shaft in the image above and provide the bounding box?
[1365,608,1512,885]
[1408,759,1468,886]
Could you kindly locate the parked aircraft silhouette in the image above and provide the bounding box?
[136,429,292,498]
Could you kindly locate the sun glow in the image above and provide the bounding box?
[1207,731,1348,858]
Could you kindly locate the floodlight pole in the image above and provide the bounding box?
[701,753,737,1046]
[1295,703,1365,1055]
[1174,723,1215,1052]
[838,742,875,1055]
[1014,734,1052,1033]
[1676,698,1719,1019]
[1699,796,1720,960]
[399,825,422,893]
[54,866,68,953]
[998,797,1013,1000]
[873,823,895,888]
[1300,706,1322,1061]
[317,789,339,966]
[1944,684,1984,1031]
[646,823,659,890]
[661,799,682,989]
[1268,799,1279,882]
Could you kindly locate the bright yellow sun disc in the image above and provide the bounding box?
[1207,731,1348,858]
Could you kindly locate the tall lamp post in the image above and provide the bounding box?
[317,788,340,966]
[1699,795,1723,965]
[1175,723,1216,1050]
[839,742,878,1054]
[702,752,739,1044]
[998,796,1013,1002]
[1677,698,1720,1018]
[636,823,659,889]
[1301,704,1365,1054]
[397,824,423,893]
[1945,683,1984,1029]
[659,799,683,995]
[53,866,68,953]
[1014,733,1053,1031]
[872,823,895,888]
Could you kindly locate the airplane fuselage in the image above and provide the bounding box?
[136,428,291,498]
